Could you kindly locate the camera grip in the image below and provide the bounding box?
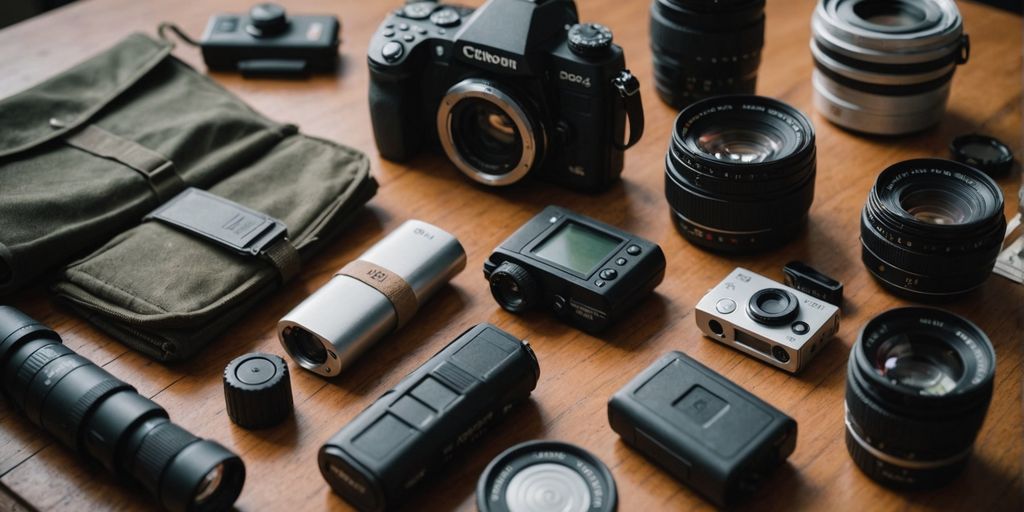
[369,71,423,161]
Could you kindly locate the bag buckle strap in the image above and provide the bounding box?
[64,124,186,203]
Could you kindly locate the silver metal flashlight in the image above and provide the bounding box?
[278,220,466,376]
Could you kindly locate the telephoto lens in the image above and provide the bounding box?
[845,308,996,488]
[649,0,765,109]
[664,95,816,253]
[0,307,245,512]
[811,0,970,135]
[861,159,1005,300]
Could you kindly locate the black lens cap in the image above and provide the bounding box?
[950,134,1013,177]
[223,352,293,429]
[477,440,617,512]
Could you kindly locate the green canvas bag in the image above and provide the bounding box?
[0,33,377,360]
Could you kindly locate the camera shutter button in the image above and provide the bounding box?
[382,41,405,62]
[246,3,289,38]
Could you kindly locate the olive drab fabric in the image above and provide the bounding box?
[0,34,377,360]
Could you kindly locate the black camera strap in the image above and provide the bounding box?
[613,70,644,151]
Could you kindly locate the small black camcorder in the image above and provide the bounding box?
[484,206,665,332]
[200,3,340,76]
[367,0,645,191]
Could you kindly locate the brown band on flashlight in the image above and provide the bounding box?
[337,260,419,327]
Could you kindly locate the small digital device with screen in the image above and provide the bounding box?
[484,205,665,332]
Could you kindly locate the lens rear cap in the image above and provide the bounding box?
[478,440,617,512]
[951,134,1013,177]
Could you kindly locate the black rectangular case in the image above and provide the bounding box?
[608,351,797,507]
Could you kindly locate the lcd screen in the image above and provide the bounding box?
[532,222,621,275]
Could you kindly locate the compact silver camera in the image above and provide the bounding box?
[695,268,840,373]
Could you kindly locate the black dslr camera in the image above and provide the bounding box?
[484,206,665,332]
[367,0,645,192]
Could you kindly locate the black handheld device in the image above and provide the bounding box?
[318,323,540,512]
[0,306,245,512]
[199,3,340,76]
[608,351,797,508]
[484,205,665,332]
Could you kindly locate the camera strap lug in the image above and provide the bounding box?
[612,70,644,150]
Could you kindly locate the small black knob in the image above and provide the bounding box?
[489,261,540,313]
[568,23,613,57]
[224,353,293,429]
[247,3,289,38]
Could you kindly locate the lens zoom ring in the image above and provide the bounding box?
[12,343,72,407]
[666,170,815,231]
[844,426,968,488]
[67,379,131,450]
[860,215,1003,274]
[133,422,199,496]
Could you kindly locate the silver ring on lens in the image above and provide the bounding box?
[810,0,968,135]
[437,79,544,186]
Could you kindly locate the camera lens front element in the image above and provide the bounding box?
[281,325,328,366]
[747,288,800,326]
[438,79,544,187]
[490,261,541,313]
[845,308,995,488]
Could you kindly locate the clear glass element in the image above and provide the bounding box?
[194,464,225,505]
[874,334,964,396]
[900,188,971,225]
[697,127,784,163]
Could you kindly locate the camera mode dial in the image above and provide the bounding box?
[568,23,613,57]
[247,3,289,38]
[490,261,540,313]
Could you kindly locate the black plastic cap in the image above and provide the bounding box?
[223,353,293,429]
[951,134,1013,177]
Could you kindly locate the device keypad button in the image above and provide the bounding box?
[791,321,809,335]
[715,299,736,314]
[398,23,410,31]
[382,41,405,62]
[599,269,618,280]
[553,295,567,313]
[615,257,627,266]
[626,245,642,255]
[383,30,395,38]
[417,27,428,35]
[402,34,415,42]
[595,280,606,288]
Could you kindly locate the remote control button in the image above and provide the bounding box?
[615,257,627,266]
[398,23,410,31]
[402,2,437,20]
[403,34,415,42]
[599,269,618,280]
[626,245,641,255]
[430,8,462,27]
[716,299,737,314]
[568,23,614,57]
[791,321,810,335]
[383,30,395,38]
[382,41,405,62]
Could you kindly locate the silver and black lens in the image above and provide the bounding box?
[811,0,969,135]
[649,0,765,109]
[860,159,1005,300]
[437,79,545,187]
[845,308,996,488]
[664,95,816,253]
[0,306,245,512]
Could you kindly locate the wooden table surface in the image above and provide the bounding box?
[0,0,1021,510]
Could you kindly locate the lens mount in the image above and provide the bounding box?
[664,95,816,252]
[437,79,545,187]
[844,307,995,488]
[860,159,1005,299]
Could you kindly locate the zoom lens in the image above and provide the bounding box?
[665,95,816,253]
[860,159,1005,300]
[650,0,765,109]
[845,308,995,488]
[438,79,544,187]
[489,261,540,313]
[811,0,969,135]
[0,306,245,512]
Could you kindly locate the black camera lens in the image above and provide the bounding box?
[649,0,765,109]
[0,306,245,512]
[747,288,799,326]
[664,95,816,253]
[438,79,544,187]
[489,261,540,313]
[860,159,1005,300]
[845,307,995,488]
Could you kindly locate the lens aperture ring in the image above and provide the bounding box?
[845,415,970,488]
[861,209,1004,271]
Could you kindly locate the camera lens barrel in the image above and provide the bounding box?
[811,0,969,135]
[860,159,1005,299]
[0,306,245,512]
[650,0,765,108]
[845,308,995,488]
[664,95,816,253]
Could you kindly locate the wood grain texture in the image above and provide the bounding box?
[0,0,1021,511]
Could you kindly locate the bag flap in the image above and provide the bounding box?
[0,33,172,158]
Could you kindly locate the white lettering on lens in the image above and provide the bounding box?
[558,70,591,88]
[328,464,367,494]
[462,45,518,70]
